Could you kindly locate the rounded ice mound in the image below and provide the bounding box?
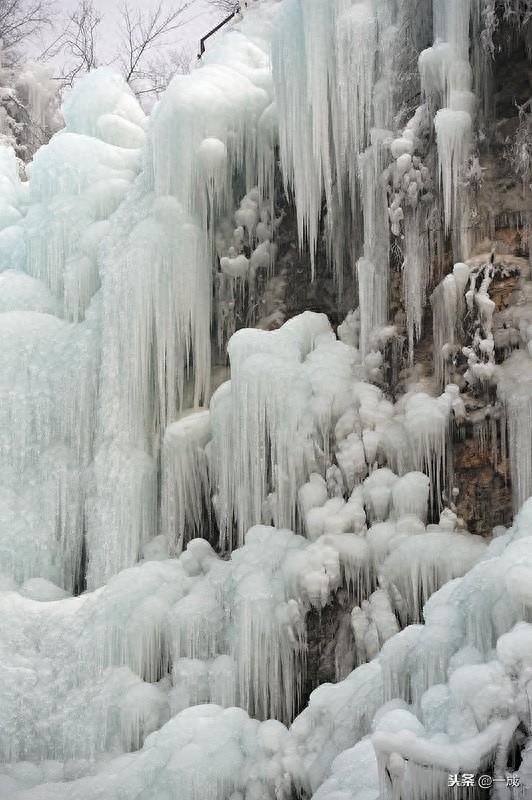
[0,270,58,314]
[391,137,414,158]
[497,621,532,674]
[373,707,425,737]
[97,114,145,149]
[505,565,532,607]
[312,737,379,800]
[62,68,145,146]
[197,137,228,177]
[220,253,249,277]
[19,578,70,601]
[1,703,298,800]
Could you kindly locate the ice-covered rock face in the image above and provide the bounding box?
[290,501,532,795]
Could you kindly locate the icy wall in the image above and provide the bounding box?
[0,0,531,799]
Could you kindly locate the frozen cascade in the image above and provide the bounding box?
[210,312,460,549]
[3,488,520,797]
[0,497,487,790]
[87,6,277,588]
[1,1,531,799]
[357,129,391,356]
[292,500,532,795]
[435,108,472,236]
[0,309,98,591]
[210,311,335,548]
[0,71,146,594]
[271,0,392,284]
[430,267,466,387]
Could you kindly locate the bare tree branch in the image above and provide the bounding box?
[59,0,101,87]
[205,0,240,14]
[134,44,191,99]
[0,0,53,51]
[118,1,194,86]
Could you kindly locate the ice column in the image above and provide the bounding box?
[161,411,211,554]
[357,129,391,355]
[88,12,275,587]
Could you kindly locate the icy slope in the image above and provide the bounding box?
[3,497,532,798]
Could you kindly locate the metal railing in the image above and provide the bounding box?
[198,5,241,59]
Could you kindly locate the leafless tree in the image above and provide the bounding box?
[50,0,192,100]
[136,45,191,99]
[205,0,240,14]
[118,1,193,87]
[0,0,53,52]
[60,0,101,86]
[0,0,59,160]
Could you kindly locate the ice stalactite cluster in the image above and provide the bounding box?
[357,130,391,356]
[418,0,484,265]
[431,252,532,514]
[430,262,470,387]
[207,312,462,550]
[88,6,279,588]
[214,185,278,349]
[303,501,532,800]
[3,490,479,770]
[271,0,428,286]
[0,483,487,797]
[269,0,482,360]
[495,257,532,512]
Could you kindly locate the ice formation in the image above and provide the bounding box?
[294,501,532,798]
[1,0,532,799]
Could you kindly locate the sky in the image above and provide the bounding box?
[39,0,223,80]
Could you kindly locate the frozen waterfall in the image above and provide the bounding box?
[0,1,531,799]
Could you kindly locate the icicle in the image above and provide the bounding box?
[435,108,472,236]
[337,2,378,212]
[161,411,211,554]
[401,387,456,508]
[402,205,430,362]
[498,351,532,511]
[431,273,459,387]
[209,311,358,549]
[272,0,379,283]
[357,130,392,354]
[357,257,388,357]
